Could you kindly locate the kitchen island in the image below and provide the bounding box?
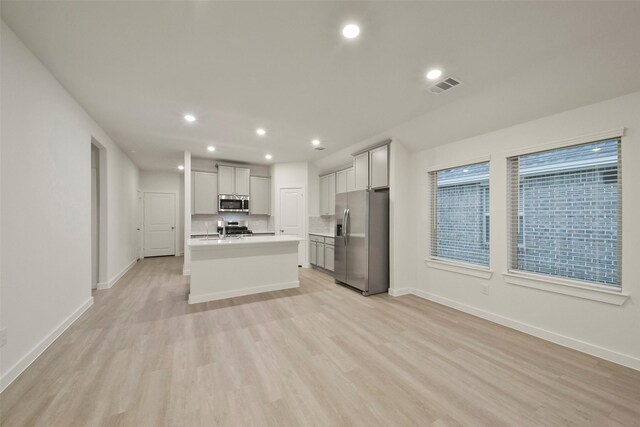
[187,235,303,304]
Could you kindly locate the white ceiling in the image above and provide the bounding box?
[3,1,640,171]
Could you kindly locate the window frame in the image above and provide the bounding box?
[504,129,626,301]
[428,159,492,273]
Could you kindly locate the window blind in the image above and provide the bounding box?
[507,139,622,288]
[430,162,490,266]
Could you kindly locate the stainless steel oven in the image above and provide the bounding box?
[218,195,250,213]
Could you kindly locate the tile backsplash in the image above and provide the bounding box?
[309,216,334,235]
[192,214,274,235]
[194,215,335,236]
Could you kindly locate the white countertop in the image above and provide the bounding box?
[191,231,275,238]
[309,232,334,238]
[189,235,303,248]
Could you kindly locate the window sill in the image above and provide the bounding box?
[425,258,493,279]
[503,271,629,306]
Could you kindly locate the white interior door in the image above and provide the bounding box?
[279,187,305,265]
[137,190,143,259]
[144,192,176,257]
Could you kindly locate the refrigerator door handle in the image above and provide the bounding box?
[342,209,348,245]
[345,208,350,245]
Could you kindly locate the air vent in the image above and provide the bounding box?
[428,76,462,94]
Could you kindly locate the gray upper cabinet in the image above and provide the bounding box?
[218,165,250,196]
[336,167,356,194]
[319,173,336,216]
[369,145,389,189]
[336,168,348,194]
[353,152,369,191]
[320,175,329,214]
[346,168,356,192]
[235,167,250,196]
[250,176,270,215]
[352,144,389,190]
[328,173,335,215]
[218,166,235,194]
[193,171,218,214]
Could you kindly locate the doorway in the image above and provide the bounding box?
[91,138,108,289]
[136,190,143,259]
[91,144,100,289]
[279,187,305,266]
[143,192,176,257]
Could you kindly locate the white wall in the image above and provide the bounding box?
[0,21,140,390]
[139,171,184,255]
[183,152,191,275]
[271,162,309,265]
[409,91,640,370]
[307,162,320,218]
[106,146,139,283]
[388,140,415,291]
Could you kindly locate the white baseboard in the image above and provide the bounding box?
[0,297,94,392]
[188,280,299,304]
[97,259,137,290]
[388,287,412,297]
[394,288,640,372]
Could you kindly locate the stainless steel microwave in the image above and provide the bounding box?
[219,195,250,213]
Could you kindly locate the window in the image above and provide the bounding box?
[507,139,621,288]
[430,162,490,266]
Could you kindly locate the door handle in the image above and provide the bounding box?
[345,209,350,245]
[171,227,175,229]
[342,209,347,244]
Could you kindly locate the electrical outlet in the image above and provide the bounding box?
[0,328,7,348]
[482,284,489,295]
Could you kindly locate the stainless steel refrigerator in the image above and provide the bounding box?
[334,188,389,296]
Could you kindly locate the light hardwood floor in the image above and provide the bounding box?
[1,256,639,426]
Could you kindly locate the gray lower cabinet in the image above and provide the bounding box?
[309,240,317,265]
[316,243,325,268]
[309,234,334,272]
[324,244,334,271]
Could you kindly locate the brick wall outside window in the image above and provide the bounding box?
[432,162,489,266]
[517,165,619,285]
[510,138,621,287]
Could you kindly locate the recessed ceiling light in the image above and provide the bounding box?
[207,146,215,152]
[256,128,266,136]
[342,24,360,39]
[426,69,443,80]
[184,114,196,123]
[178,165,185,170]
[265,154,272,160]
[592,147,601,152]
[312,139,321,146]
